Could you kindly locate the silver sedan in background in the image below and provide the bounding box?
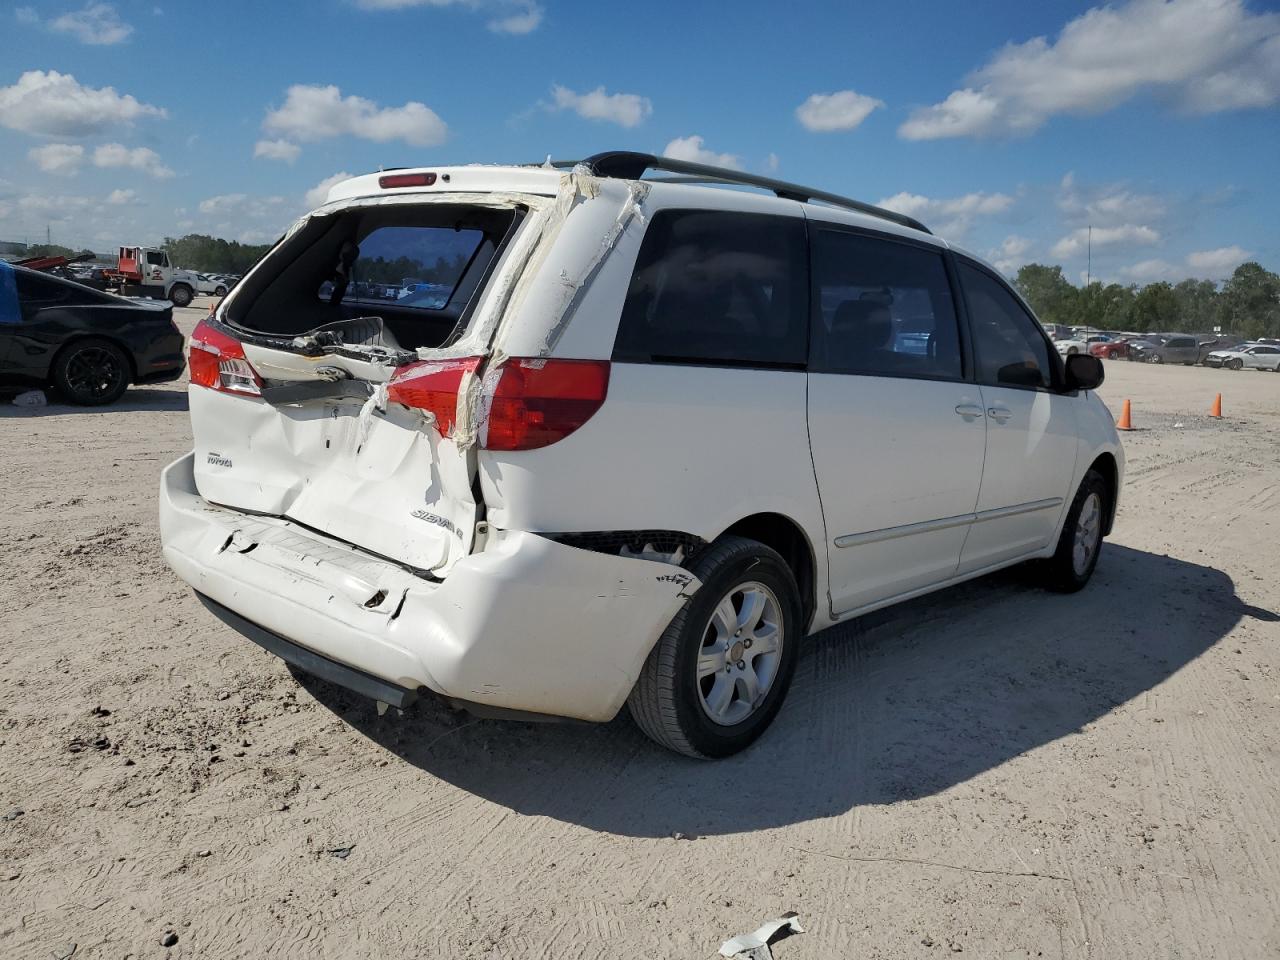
[1203,343,1280,370]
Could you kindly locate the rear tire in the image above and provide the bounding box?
[169,283,193,308]
[628,536,801,759]
[51,337,130,406]
[1035,469,1108,593]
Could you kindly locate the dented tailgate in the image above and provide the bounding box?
[189,189,561,576]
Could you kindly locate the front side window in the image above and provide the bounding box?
[146,251,164,266]
[613,210,807,367]
[959,262,1053,389]
[810,229,962,379]
[317,225,484,311]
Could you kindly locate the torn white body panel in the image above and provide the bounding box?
[162,453,702,722]
[190,383,480,574]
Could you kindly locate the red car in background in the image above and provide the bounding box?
[1090,337,1133,360]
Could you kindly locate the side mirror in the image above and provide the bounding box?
[1064,353,1104,391]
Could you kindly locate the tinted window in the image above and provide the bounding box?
[316,225,484,311]
[810,230,962,379]
[1167,337,1195,348]
[959,262,1053,389]
[613,210,807,367]
[16,272,71,303]
[16,271,115,307]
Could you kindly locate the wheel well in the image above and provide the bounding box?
[719,513,817,630]
[1088,453,1119,535]
[49,335,138,386]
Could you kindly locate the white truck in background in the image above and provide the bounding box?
[106,246,202,307]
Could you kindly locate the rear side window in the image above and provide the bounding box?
[810,229,962,379]
[317,225,484,311]
[613,210,807,367]
[1167,337,1195,348]
[959,262,1053,389]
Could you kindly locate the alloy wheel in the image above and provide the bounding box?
[64,346,126,403]
[696,582,785,726]
[1072,492,1102,577]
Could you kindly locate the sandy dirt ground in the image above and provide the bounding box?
[2,300,1278,959]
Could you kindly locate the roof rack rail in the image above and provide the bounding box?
[545,151,930,235]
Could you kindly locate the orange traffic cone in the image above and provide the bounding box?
[1210,393,1223,418]
[1116,398,1133,430]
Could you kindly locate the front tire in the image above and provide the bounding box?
[169,283,193,307]
[628,536,801,758]
[1108,349,1120,359]
[1227,358,1243,370]
[51,338,130,406]
[214,285,228,297]
[1036,469,1108,593]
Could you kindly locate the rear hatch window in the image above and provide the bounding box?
[227,203,519,350]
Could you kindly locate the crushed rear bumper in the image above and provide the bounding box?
[159,453,701,721]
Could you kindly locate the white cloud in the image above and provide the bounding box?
[263,84,446,146]
[1050,224,1161,259]
[15,6,40,23]
[51,3,133,45]
[305,172,353,209]
[0,70,165,138]
[253,138,301,163]
[198,194,248,215]
[488,1,541,33]
[876,190,1015,236]
[1118,258,1179,282]
[662,135,741,170]
[900,0,1280,140]
[92,143,174,179]
[549,85,652,127]
[353,0,543,33]
[29,143,86,175]
[1186,245,1250,276]
[795,90,884,132]
[1057,172,1165,225]
[988,234,1033,274]
[106,188,136,205]
[766,153,779,173]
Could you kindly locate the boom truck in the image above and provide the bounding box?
[105,246,201,307]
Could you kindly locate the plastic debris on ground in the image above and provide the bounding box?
[12,389,46,407]
[719,912,804,960]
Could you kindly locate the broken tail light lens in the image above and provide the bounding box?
[386,356,482,437]
[481,358,610,451]
[189,318,262,396]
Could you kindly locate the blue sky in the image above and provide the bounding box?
[1,0,1277,285]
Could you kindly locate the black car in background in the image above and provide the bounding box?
[0,262,186,405]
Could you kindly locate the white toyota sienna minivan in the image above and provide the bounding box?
[160,152,1124,758]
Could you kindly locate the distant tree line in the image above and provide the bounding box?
[355,252,472,286]
[1015,261,1280,340]
[162,234,275,275]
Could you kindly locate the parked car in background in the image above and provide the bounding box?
[1090,336,1134,360]
[0,262,185,404]
[1057,334,1110,357]
[1203,343,1280,370]
[1130,335,1199,364]
[195,274,232,297]
[159,154,1123,758]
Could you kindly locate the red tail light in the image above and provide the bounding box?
[189,318,262,396]
[480,358,610,451]
[379,172,436,188]
[386,356,481,436]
